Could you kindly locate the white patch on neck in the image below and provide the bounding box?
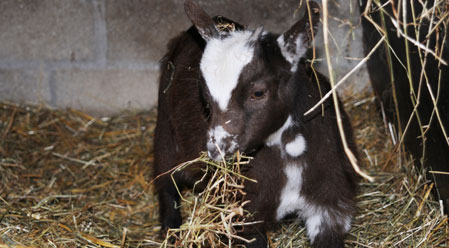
[276,164,305,220]
[200,31,255,111]
[285,134,306,157]
[266,116,293,147]
[277,34,306,72]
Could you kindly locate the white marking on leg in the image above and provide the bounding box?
[276,163,305,220]
[343,215,352,232]
[306,211,324,242]
[337,201,353,232]
[266,116,293,147]
[303,206,352,242]
[201,31,256,111]
[285,134,306,157]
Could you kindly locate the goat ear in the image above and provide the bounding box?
[184,0,219,41]
[249,26,264,42]
[278,1,320,68]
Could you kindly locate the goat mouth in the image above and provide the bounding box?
[207,150,236,162]
[206,138,263,161]
[206,136,239,161]
[207,142,229,161]
[242,143,263,157]
[246,148,258,157]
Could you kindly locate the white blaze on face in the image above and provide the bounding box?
[200,31,256,111]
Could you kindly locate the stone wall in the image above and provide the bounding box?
[0,0,369,117]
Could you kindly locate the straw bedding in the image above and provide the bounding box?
[0,90,447,247]
[2,0,449,247]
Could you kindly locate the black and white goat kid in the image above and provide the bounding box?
[153,1,359,247]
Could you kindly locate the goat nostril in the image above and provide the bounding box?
[207,141,215,152]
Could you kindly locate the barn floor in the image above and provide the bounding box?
[0,91,448,247]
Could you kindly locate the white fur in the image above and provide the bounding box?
[207,125,237,159]
[306,211,324,242]
[285,134,306,157]
[277,34,306,72]
[200,31,255,111]
[277,35,294,65]
[304,206,352,242]
[208,125,230,144]
[276,163,351,242]
[276,164,305,220]
[337,201,353,232]
[306,209,352,242]
[266,116,293,147]
[343,215,352,232]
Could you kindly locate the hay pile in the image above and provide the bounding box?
[2,0,448,247]
[1,90,448,247]
[0,102,159,247]
[159,153,256,247]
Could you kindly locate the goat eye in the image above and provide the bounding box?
[251,90,266,100]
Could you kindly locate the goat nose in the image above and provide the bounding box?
[207,149,221,161]
[207,141,215,151]
[207,141,222,161]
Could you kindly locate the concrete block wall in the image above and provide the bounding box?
[0,0,369,117]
